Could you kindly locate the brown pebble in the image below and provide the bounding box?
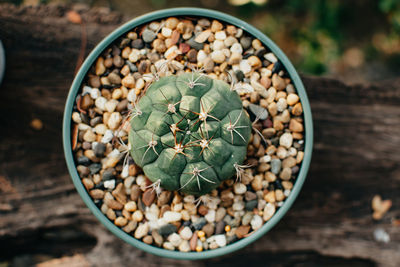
[82,178,94,190]
[30,118,43,131]
[189,231,198,251]
[272,74,286,90]
[104,57,113,68]
[292,102,303,116]
[179,43,190,53]
[289,119,303,132]
[81,94,94,110]
[198,205,209,216]
[89,75,101,88]
[235,225,251,238]
[142,188,156,206]
[105,197,124,210]
[152,230,164,247]
[143,235,153,244]
[130,184,141,201]
[211,20,223,32]
[187,49,197,63]
[260,76,271,88]
[112,183,127,204]
[160,205,171,217]
[89,189,104,199]
[202,223,215,237]
[115,216,128,227]
[157,191,172,206]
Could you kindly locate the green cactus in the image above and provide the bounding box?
[128,72,251,195]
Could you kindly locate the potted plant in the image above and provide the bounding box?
[63,7,313,259]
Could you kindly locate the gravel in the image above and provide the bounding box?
[71,16,305,253]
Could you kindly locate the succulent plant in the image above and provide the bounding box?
[129,72,252,195]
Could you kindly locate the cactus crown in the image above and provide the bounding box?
[129,72,251,195]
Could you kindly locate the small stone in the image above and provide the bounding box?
[270,159,282,175]
[292,103,303,116]
[233,183,247,195]
[107,73,121,85]
[195,30,212,43]
[89,163,102,174]
[134,223,149,239]
[235,70,245,81]
[211,50,225,63]
[189,232,198,250]
[152,230,164,246]
[215,221,225,235]
[178,240,190,252]
[263,203,276,221]
[280,133,293,148]
[373,228,390,243]
[180,226,193,240]
[157,191,172,206]
[163,242,175,250]
[235,225,250,239]
[142,29,156,43]
[239,60,251,74]
[280,167,292,180]
[289,119,303,132]
[104,179,115,190]
[83,130,96,142]
[77,156,91,166]
[198,205,208,216]
[81,94,94,110]
[249,104,268,120]
[105,99,118,113]
[193,217,207,230]
[276,98,287,112]
[132,210,143,222]
[264,53,278,63]
[272,74,286,90]
[95,57,106,76]
[215,31,227,40]
[205,209,216,223]
[214,235,227,247]
[168,233,182,247]
[142,189,156,206]
[143,235,153,244]
[250,214,263,230]
[161,27,172,38]
[159,224,177,236]
[228,52,242,65]
[163,211,182,222]
[187,49,197,63]
[287,93,299,106]
[165,17,179,29]
[202,223,215,237]
[211,20,223,32]
[107,112,122,130]
[187,37,204,50]
[245,191,257,201]
[240,37,252,50]
[89,189,104,199]
[248,56,262,68]
[203,57,214,72]
[233,201,245,211]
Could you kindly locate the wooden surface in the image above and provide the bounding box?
[0,4,399,267]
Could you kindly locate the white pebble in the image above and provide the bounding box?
[234,82,254,94]
[101,130,113,143]
[284,189,291,197]
[214,235,227,247]
[168,233,182,247]
[197,50,207,63]
[239,60,251,74]
[161,27,172,37]
[104,179,115,190]
[233,201,245,211]
[163,211,182,222]
[215,31,227,40]
[279,133,293,149]
[107,112,122,130]
[250,214,263,230]
[233,183,247,194]
[90,88,100,99]
[178,240,190,252]
[264,52,277,63]
[224,36,237,47]
[105,99,118,113]
[95,97,107,111]
[276,98,287,112]
[180,226,193,240]
[121,164,129,178]
[82,86,92,95]
[129,49,141,63]
[163,242,175,250]
[260,155,271,163]
[135,78,145,90]
[127,89,136,103]
[230,43,243,54]
[213,40,225,50]
[164,45,179,59]
[263,203,276,221]
[211,50,225,64]
[205,209,216,223]
[72,112,82,123]
[374,228,390,243]
[134,223,149,239]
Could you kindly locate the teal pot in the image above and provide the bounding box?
[63,7,313,260]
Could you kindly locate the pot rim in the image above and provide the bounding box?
[63,7,313,260]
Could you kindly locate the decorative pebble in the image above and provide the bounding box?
[280,133,293,148]
[163,211,182,222]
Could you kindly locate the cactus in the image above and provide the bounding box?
[128,72,252,195]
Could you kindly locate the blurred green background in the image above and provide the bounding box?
[3,0,400,83]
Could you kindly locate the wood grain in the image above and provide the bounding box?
[0,4,399,267]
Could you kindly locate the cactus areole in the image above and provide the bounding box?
[129,73,252,195]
